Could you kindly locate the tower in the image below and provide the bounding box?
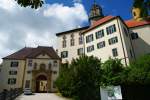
[89,0,104,25]
[132,7,144,21]
[132,0,149,21]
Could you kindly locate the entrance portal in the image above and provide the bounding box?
[36,75,47,93]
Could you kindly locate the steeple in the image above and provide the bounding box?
[89,0,104,25]
[132,0,149,21]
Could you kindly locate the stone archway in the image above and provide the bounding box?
[32,69,51,93]
[36,75,47,93]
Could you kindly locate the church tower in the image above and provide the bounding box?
[131,0,149,21]
[132,7,144,21]
[89,1,104,25]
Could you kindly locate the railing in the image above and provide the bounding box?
[0,88,22,100]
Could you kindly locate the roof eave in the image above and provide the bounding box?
[56,26,89,36]
[81,16,119,34]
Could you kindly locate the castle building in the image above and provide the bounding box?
[0,46,60,93]
[56,3,150,65]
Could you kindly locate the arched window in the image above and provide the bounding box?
[62,35,67,48]
[40,63,46,70]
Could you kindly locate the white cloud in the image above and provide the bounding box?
[0,0,88,63]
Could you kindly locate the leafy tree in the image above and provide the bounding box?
[55,56,102,100]
[100,58,124,86]
[15,0,44,9]
[125,55,150,85]
[55,63,74,97]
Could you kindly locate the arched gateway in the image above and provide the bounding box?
[36,75,47,93]
[32,69,52,93]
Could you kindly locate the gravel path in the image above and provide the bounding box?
[15,93,70,100]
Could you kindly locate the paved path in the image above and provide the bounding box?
[15,93,70,100]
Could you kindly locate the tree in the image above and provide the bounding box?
[125,54,150,85]
[55,63,74,97]
[15,0,44,9]
[100,58,124,87]
[55,56,102,100]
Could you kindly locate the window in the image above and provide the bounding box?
[70,33,75,46]
[34,63,37,70]
[8,78,16,85]
[53,60,57,67]
[108,37,118,45]
[112,48,118,57]
[86,34,94,43]
[87,45,94,52]
[62,35,67,48]
[49,63,52,70]
[77,48,84,55]
[79,35,83,45]
[10,62,18,67]
[53,71,57,74]
[62,40,66,48]
[61,51,68,58]
[106,24,116,35]
[96,29,104,39]
[25,80,30,88]
[131,32,139,40]
[9,71,17,75]
[27,71,31,74]
[70,39,75,46]
[70,33,74,38]
[28,60,32,67]
[40,63,46,70]
[97,41,105,49]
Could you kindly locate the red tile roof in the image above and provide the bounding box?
[82,16,116,34]
[3,46,60,60]
[125,20,150,28]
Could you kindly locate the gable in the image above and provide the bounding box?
[36,53,51,59]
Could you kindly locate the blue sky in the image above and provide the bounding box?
[46,0,134,20]
[0,0,134,62]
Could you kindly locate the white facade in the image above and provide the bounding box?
[84,18,134,65]
[129,25,150,58]
[57,17,136,65]
[57,28,87,64]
